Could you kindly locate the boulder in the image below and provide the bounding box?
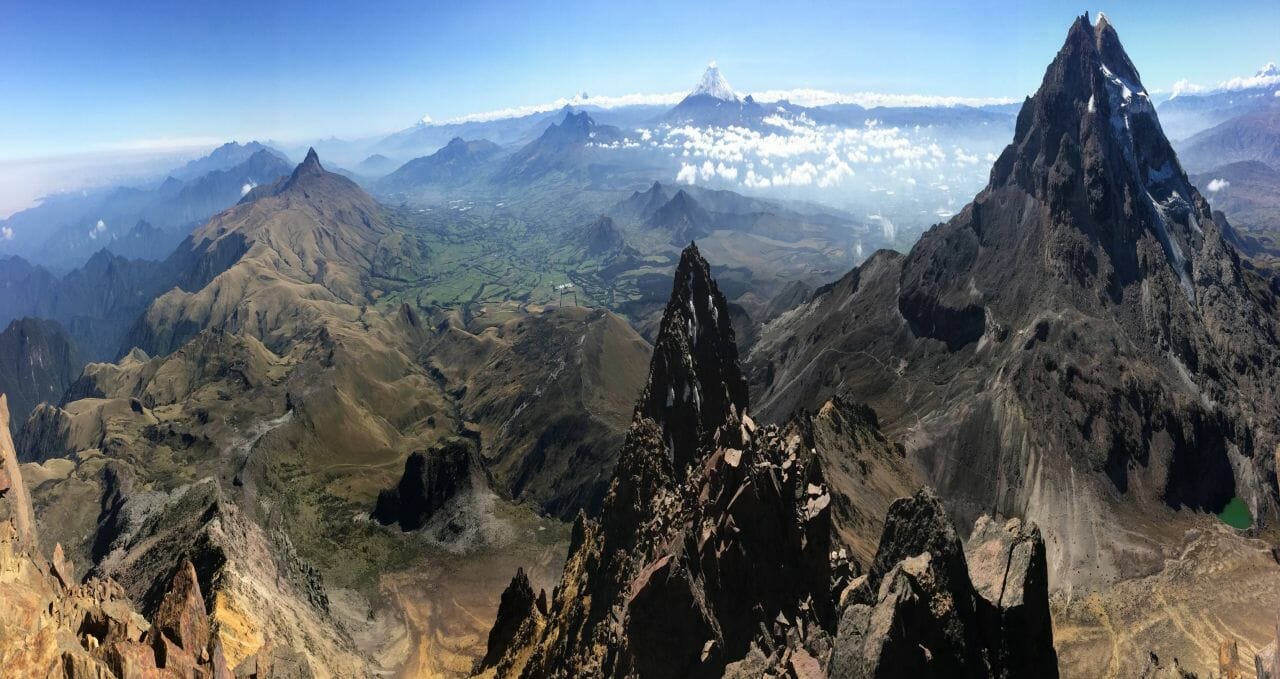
[965,516,1056,676]
[50,542,74,589]
[151,559,211,655]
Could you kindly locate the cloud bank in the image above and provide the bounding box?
[422,88,1018,126]
[1168,62,1280,98]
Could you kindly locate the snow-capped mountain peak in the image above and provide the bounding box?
[691,61,739,102]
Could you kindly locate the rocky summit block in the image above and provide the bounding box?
[832,488,1058,679]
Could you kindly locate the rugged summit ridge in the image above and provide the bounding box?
[983,12,1203,302]
[496,110,623,182]
[476,247,1057,677]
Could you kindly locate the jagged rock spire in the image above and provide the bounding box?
[635,242,748,472]
[276,147,326,195]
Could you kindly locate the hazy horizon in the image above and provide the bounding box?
[2,2,1278,216]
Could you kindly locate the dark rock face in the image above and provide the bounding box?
[965,516,1056,676]
[477,246,1058,678]
[480,567,546,672]
[0,317,83,432]
[646,191,714,246]
[372,437,479,531]
[748,14,1280,587]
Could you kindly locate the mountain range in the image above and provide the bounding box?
[2,12,1280,679]
[0,143,292,272]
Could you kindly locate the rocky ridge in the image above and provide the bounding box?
[474,245,1057,677]
[2,391,351,678]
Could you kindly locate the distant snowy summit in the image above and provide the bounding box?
[690,61,739,102]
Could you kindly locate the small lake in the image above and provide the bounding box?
[1218,496,1252,530]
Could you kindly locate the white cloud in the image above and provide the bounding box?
[1207,178,1230,192]
[96,219,106,232]
[749,88,1017,108]
[1169,79,1205,98]
[1216,67,1280,92]
[0,226,12,240]
[241,181,257,196]
[743,169,771,189]
[953,148,979,165]
[616,111,1000,201]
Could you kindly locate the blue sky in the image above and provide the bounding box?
[1,0,1277,160]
